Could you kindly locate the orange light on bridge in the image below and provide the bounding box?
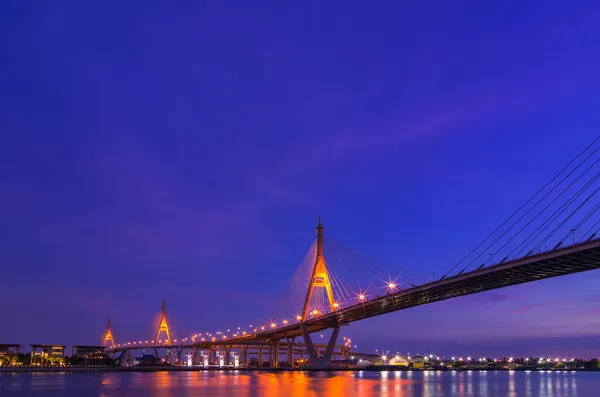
[296,315,302,321]
[333,303,339,308]
[358,294,366,301]
[282,320,288,324]
[270,323,276,328]
[388,283,396,290]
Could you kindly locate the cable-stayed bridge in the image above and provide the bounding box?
[104,136,600,368]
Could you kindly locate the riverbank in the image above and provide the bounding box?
[2,366,600,374]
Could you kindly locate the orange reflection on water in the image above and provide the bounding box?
[252,371,416,397]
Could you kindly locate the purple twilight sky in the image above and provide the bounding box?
[2,1,600,357]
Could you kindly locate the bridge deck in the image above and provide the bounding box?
[238,238,600,341]
[106,238,600,352]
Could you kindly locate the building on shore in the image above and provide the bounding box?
[30,345,66,365]
[71,346,112,366]
[0,344,21,365]
[72,345,106,358]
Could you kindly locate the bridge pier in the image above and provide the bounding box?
[300,323,340,368]
[267,344,273,367]
[224,345,231,366]
[258,345,263,367]
[241,346,248,366]
[270,340,280,368]
[286,337,295,367]
[192,347,199,365]
[176,346,184,364]
[342,347,349,360]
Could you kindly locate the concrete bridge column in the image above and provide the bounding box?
[267,345,273,367]
[321,327,340,367]
[270,340,280,368]
[342,348,348,360]
[176,347,184,364]
[286,337,295,367]
[225,346,231,366]
[192,347,198,365]
[241,346,248,366]
[258,345,263,367]
[300,322,340,369]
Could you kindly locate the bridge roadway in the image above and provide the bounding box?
[227,237,600,342]
[106,340,351,366]
[107,238,600,356]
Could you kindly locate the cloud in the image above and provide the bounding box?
[505,303,555,315]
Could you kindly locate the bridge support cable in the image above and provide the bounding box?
[324,243,384,304]
[326,240,413,291]
[519,179,600,257]
[327,266,353,308]
[539,188,600,251]
[570,202,600,242]
[460,147,600,274]
[320,237,429,306]
[580,218,600,243]
[289,240,317,317]
[495,167,600,261]
[443,135,600,278]
[322,241,372,305]
[509,170,600,258]
[445,135,600,278]
[327,238,427,286]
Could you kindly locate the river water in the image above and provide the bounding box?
[0,370,597,396]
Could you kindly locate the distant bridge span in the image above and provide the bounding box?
[240,237,600,341]
[106,235,600,367]
[105,136,600,368]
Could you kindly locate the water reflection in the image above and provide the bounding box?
[0,370,591,397]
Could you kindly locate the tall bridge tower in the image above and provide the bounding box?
[154,300,172,346]
[103,317,115,348]
[301,217,336,319]
[299,218,340,369]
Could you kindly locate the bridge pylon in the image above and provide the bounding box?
[154,300,172,348]
[299,218,340,369]
[301,217,336,320]
[103,317,115,348]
